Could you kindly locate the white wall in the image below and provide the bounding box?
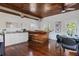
[0,12,39,30]
[41,10,79,40]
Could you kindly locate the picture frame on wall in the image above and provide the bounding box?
[55,21,62,33]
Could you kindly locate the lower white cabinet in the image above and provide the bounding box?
[5,32,28,46]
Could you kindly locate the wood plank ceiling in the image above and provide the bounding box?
[0,3,79,20]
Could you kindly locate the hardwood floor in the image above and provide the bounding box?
[5,40,76,56]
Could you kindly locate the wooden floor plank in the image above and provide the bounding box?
[5,40,76,56]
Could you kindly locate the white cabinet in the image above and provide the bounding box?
[5,32,28,46]
[0,35,3,42]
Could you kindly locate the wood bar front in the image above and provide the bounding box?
[28,31,48,43]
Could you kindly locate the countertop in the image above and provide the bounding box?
[0,30,48,34]
[5,31,28,34]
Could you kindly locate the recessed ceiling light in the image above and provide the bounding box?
[30,3,36,12]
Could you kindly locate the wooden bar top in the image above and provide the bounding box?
[27,30,47,34]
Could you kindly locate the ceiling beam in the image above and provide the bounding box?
[0,6,40,20]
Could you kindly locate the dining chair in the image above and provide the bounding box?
[61,37,79,56]
[56,35,63,55]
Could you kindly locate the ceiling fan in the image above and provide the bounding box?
[61,3,76,13]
